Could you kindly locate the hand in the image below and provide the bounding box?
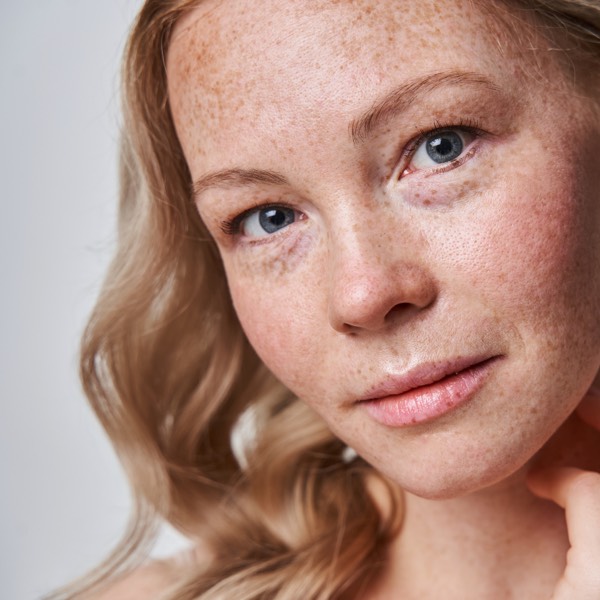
[527,392,600,599]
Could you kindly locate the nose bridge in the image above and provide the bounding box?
[327,209,437,333]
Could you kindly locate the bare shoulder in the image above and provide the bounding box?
[85,562,173,600]
[85,545,211,599]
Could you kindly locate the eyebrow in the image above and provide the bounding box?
[192,168,289,198]
[192,70,500,200]
[350,70,500,144]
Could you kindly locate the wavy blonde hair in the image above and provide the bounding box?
[52,1,600,599]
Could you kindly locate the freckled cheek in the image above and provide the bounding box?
[505,199,589,294]
[230,281,327,397]
[224,231,328,392]
[471,127,600,318]
[446,176,597,329]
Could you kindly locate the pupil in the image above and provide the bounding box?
[269,210,286,226]
[426,131,463,164]
[433,138,453,155]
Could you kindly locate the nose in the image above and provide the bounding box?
[327,229,438,334]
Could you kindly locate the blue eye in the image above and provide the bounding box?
[409,129,474,171]
[242,206,297,237]
[426,131,464,163]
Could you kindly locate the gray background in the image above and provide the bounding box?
[1,2,189,598]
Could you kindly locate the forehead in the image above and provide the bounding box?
[166,0,540,171]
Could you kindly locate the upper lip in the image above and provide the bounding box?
[358,354,499,402]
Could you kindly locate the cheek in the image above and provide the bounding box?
[469,191,581,307]
[224,233,327,392]
[440,150,600,417]
[442,134,600,334]
[231,284,322,394]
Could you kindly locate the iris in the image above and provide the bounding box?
[425,131,464,164]
[258,207,295,234]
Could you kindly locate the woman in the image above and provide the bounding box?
[62,0,600,598]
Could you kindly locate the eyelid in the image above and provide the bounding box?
[220,202,303,239]
[394,119,485,180]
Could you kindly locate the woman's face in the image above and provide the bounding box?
[168,0,600,498]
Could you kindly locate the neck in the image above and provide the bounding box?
[392,476,568,598]
[370,414,600,599]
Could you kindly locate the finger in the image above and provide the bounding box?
[577,390,600,430]
[527,467,600,557]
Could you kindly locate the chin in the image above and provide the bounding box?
[395,472,525,501]
[395,476,494,501]
[373,444,534,501]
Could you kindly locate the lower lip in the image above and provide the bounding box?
[361,358,498,428]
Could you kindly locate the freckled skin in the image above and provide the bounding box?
[167,0,600,508]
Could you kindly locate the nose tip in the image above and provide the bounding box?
[328,261,437,334]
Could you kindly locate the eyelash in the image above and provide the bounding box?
[219,118,485,237]
[398,117,484,177]
[220,202,296,237]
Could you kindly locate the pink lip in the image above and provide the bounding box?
[359,355,501,427]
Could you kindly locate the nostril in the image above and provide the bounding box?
[336,302,422,334]
[383,301,430,327]
[389,303,410,314]
[386,302,409,319]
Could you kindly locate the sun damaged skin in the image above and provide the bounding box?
[155,0,600,597]
[168,0,600,493]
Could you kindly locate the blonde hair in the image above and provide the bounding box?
[52,1,600,599]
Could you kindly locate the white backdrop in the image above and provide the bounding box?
[0,3,189,598]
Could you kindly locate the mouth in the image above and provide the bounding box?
[358,355,502,428]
